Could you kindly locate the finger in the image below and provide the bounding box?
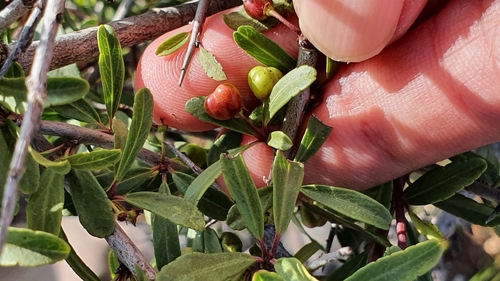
[246,0,500,190]
[293,0,428,62]
[134,7,299,132]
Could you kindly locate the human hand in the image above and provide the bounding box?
[135,0,500,190]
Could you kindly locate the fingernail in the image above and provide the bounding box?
[295,0,405,62]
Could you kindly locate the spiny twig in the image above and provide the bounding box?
[0,0,63,255]
[178,0,211,86]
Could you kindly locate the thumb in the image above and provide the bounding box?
[294,0,427,62]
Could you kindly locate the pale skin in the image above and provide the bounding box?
[135,0,500,190]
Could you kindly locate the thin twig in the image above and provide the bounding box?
[393,176,407,249]
[178,0,211,86]
[0,0,37,33]
[12,0,241,73]
[304,247,352,272]
[0,0,45,80]
[9,119,186,170]
[281,35,317,159]
[465,181,500,203]
[105,222,157,280]
[112,0,134,21]
[0,0,63,255]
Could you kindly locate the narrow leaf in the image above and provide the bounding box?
[155,32,189,56]
[156,252,254,281]
[198,46,227,81]
[192,228,223,254]
[125,192,205,231]
[184,160,222,205]
[0,77,89,108]
[294,241,322,263]
[59,228,101,281]
[267,131,293,151]
[345,240,443,281]
[275,257,318,281]
[134,264,149,281]
[407,209,445,241]
[0,227,70,267]
[97,24,124,120]
[404,158,487,205]
[227,186,273,231]
[172,172,233,221]
[294,116,333,162]
[263,66,317,125]
[185,97,257,136]
[233,25,296,73]
[115,167,156,195]
[66,170,115,237]
[64,149,121,171]
[253,270,285,281]
[221,154,264,239]
[222,12,269,32]
[51,99,101,124]
[29,147,70,175]
[115,88,153,181]
[153,182,181,270]
[26,169,64,236]
[434,193,500,226]
[273,151,304,235]
[301,185,392,230]
[207,130,242,165]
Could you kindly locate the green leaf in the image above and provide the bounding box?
[404,158,487,205]
[114,88,153,182]
[66,170,115,238]
[207,130,242,166]
[267,131,293,151]
[0,77,89,108]
[192,228,223,254]
[450,150,500,187]
[153,182,181,270]
[273,151,304,235]
[97,24,124,121]
[134,264,148,281]
[220,232,243,252]
[125,192,205,231]
[184,160,222,205]
[227,186,273,231]
[115,167,156,195]
[407,209,445,241]
[59,228,101,281]
[221,154,264,239]
[345,240,443,281]
[263,66,317,125]
[294,116,333,162]
[233,25,296,73]
[108,250,119,280]
[156,252,254,281]
[434,193,500,226]
[198,46,227,81]
[64,149,121,171]
[112,118,128,150]
[294,241,322,263]
[4,62,25,78]
[301,185,392,230]
[326,251,369,281]
[155,32,189,56]
[185,97,258,136]
[51,99,101,124]
[172,172,233,221]
[275,257,318,281]
[26,169,64,236]
[29,147,71,175]
[253,270,285,281]
[0,227,70,267]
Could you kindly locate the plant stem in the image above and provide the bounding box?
[105,222,157,280]
[305,247,353,272]
[268,9,300,35]
[0,0,37,33]
[393,176,407,249]
[10,0,242,73]
[281,35,317,159]
[0,0,62,256]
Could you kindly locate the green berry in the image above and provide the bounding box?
[204,83,243,120]
[247,66,283,100]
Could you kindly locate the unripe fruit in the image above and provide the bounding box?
[243,0,274,21]
[247,66,283,100]
[204,83,243,120]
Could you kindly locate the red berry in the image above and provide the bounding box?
[243,0,274,21]
[204,83,243,120]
